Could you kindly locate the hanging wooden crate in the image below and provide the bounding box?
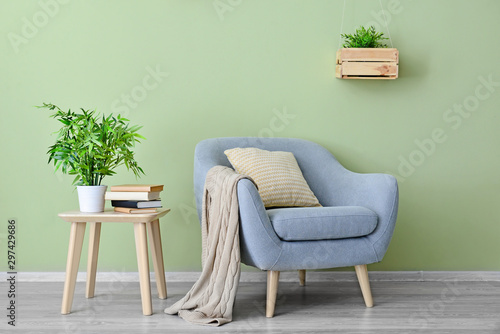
[336,48,399,80]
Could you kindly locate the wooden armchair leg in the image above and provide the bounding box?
[354,264,374,307]
[299,270,306,286]
[266,270,280,318]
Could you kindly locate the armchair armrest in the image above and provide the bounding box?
[331,171,399,261]
[237,179,283,270]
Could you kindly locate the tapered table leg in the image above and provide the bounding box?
[61,222,86,314]
[86,222,101,298]
[147,219,167,299]
[134,222,152,315]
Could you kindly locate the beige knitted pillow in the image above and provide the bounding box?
[224,147,321,208]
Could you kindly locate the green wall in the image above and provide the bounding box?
[1,0,499,272]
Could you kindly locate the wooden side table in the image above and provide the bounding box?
[58,208,170,316]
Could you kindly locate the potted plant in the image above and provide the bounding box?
[336,26,399,79]
[39,103,145,212]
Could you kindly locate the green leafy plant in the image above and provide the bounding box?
[341,26,388,48]
[39,103,145,186]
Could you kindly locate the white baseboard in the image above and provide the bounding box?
[2,271,499,282]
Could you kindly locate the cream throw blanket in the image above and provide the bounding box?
[164,166,254,326]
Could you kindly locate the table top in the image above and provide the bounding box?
[58,208,171,223]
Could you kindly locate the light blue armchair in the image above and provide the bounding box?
[194,137,399,317]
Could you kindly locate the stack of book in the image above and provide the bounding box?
[105,184,164,214]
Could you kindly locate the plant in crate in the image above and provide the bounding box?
[341,25,388,48]
[336,26,399,79]
[39,103,145,212]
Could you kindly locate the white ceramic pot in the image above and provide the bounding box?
[77,185,107,213]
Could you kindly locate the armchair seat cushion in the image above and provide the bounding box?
[267,206,378,241]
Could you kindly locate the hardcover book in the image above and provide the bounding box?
[105,191,161,201]
[114,207,157,214]
[111,200,162,209]
[110,184,164,192]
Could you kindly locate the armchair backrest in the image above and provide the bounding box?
[193,137,348,220]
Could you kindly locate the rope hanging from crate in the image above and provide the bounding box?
[338,0,394,48]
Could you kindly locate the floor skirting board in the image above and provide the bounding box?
[2,271,500,282]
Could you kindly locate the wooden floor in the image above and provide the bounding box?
[2,280,499,333]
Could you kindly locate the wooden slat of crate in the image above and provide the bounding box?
[335,65,398,79]
[338,75,398,80]
[339,62,398,78]
[335,64,342,78]
[337,48,399,63]
[336,49,343,65]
